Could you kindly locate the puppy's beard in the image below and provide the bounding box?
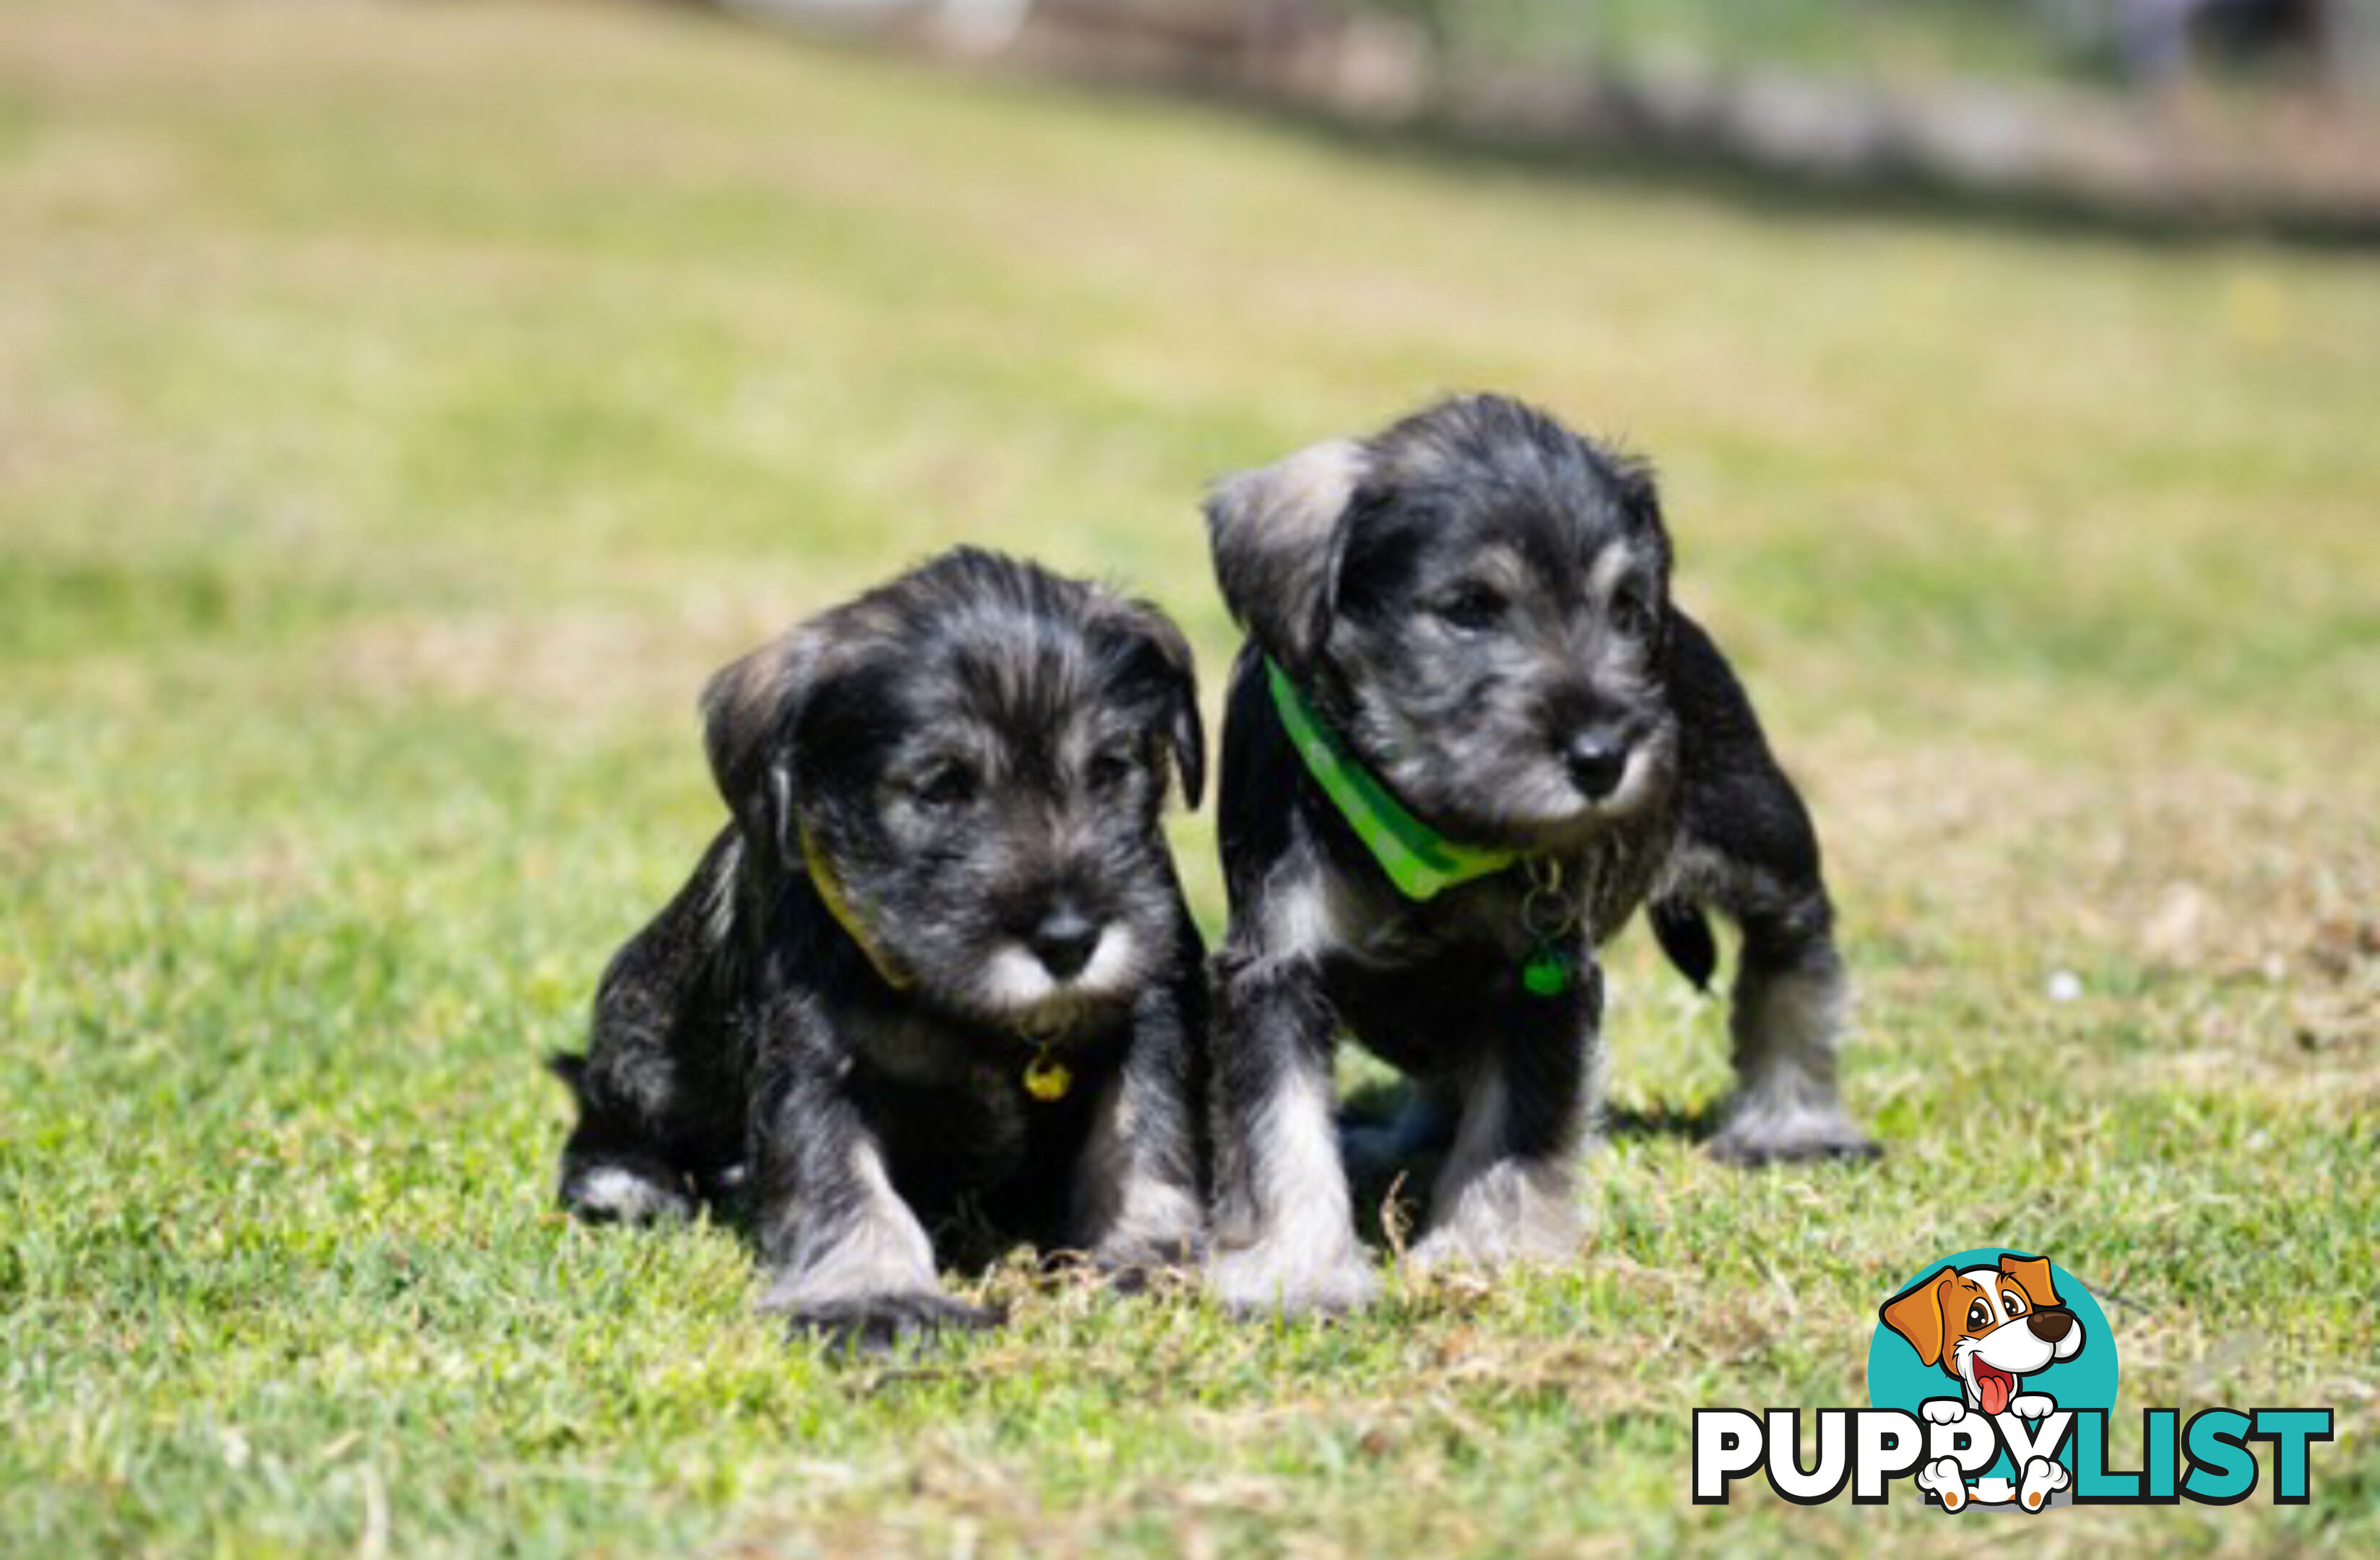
[1594,743,1661,815]
[1386,745,1662,846]
[1435,757,1589,834]
[972,927,1141,1027]
[1361,713,1676,850]
[1535,725,1679,838]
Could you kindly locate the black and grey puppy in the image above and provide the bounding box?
[550,548,1208,1344]
[1202,395,1874,1316]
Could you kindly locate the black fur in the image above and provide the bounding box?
[550,549,1208,1346]
[1648,900,1718,992]
[1200,395,1874,1317]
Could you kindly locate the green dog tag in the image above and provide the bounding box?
[1521,946,1572,997]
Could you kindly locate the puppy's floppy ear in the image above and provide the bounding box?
[700,628,823,866]
[1203,438,1367,665]
[1879,1267,1960,1367]
[1607,448,1675,597]
[1998,1253,2060,1311]
[1100,597,1205,810]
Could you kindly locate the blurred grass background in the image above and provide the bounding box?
[1,0,2374,1554]
[1358,0,2370,82]
[1375,0,2099,79]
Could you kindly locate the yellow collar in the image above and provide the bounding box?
[799,827,912,990]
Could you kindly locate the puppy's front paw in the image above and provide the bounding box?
[2017,1456,2070,1512]
[1409,1158,1580,1273]
[774,1291,1006,1353]
[1705,1104,1879,1167]
[1921,1397,1971,1426]
[1208,1239,1380,1318]
[558,1159,695,1227]
[1073,1172,1206,1291]
[2009,1392,2056,1419]
[1087,1231,1206,1294]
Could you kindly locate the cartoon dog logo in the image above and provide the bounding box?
[1879,1253,2087,1511]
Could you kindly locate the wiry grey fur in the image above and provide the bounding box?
[550,548,1208,1348]
[1202,395,1874,1317]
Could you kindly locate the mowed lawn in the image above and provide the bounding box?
[3,1,2375,1554]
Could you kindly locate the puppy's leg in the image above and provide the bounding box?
[1408,970,1597,1272]
[1710,907,1873,1166]
[555,835,747,1226]
[1068,966,1205,1280]
[1206,953,1378,1316]
[748,1012,1000,1347]
[553,1054,692,1227]
[1661,612,1875,1165]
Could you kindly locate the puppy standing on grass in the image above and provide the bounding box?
[550,549,1208,1346]
[1202,395,1875,1316]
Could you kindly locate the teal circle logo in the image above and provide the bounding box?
[1867,1249,2119,1494]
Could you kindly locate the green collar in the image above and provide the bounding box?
[1265,657,1520,901]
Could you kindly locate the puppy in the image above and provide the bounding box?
[550,548,1208,1345]
[1882,1254,2085,1421]
[1200,394,1874,1314]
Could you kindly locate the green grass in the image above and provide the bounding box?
[3,1,2376,1554]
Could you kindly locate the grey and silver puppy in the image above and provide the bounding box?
[1203,395,1874,1316]
[550,548,1208,1345]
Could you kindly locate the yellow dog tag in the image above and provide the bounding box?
[1022,1051,1072,1102]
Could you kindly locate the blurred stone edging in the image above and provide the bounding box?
[720,0,2380,240]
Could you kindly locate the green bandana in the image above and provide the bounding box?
[1265,657,1520,901]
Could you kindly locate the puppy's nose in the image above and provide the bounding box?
[1026,906,1101,982]
[2027,1309,2074,1343]
[1562,732,1630,800]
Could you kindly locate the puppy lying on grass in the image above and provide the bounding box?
[1201,394,1875,1317]
[550,548,1208,1347]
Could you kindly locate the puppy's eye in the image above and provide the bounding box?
[1086,748,1136,797]
[1968,1301,1991,1330]
[2004,1294,2025,1318]
[1432,584,1507,633]
[1611,586,1657,637]
[911,763,977,812]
